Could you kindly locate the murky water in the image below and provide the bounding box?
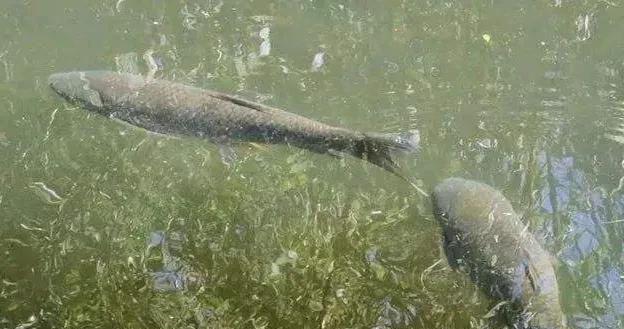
[1,1,623,328]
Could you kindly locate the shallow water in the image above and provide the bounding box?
[1,0,623,328]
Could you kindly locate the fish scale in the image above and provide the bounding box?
[118,77,343,143]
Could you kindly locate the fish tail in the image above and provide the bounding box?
[353,129,420,175]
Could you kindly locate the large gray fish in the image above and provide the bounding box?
[432,177,566,329]
[48,70,418,176]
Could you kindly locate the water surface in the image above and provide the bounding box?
[1,1,623,328]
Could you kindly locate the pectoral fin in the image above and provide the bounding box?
[85,89,104,108]
[511,260,529,302]
[248,142,269,151]
[327,148,348,159]
[217,143,237,167]
[511,259,539,302]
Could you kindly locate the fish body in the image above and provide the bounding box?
[48,71,418,174]
[432,177,565,329]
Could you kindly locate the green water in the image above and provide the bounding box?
[1,0,624,328]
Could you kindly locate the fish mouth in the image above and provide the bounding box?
[48,71,104,109]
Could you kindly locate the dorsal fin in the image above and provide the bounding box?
[207,91,279,113]
[511,260,529,301]
[525,261,539,292]
[511,253,541,302]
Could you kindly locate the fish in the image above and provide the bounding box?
[432,177,566,329]
[48,70,419,178]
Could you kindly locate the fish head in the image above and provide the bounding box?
[48,71,145,114]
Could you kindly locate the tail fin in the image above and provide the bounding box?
[352,130,428,196]
[353,130,419,171]
[350,129,416,171]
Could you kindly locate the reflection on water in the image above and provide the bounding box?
[536,152,623,328]
[1,0,624,328]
